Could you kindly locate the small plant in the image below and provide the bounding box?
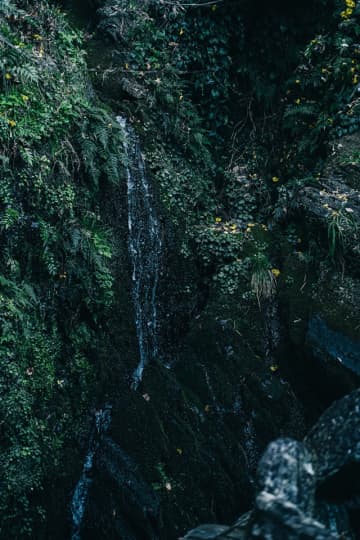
[152,463,174,492]
[328,207,357,260]
[250,253,277,308]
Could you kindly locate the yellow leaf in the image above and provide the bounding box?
[272,176,280,183]
[271,268,280,278]
[270,364,279,373]
[176,448,183,455]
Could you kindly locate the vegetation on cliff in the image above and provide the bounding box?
[0,0,359,538]
[0,1,124,534]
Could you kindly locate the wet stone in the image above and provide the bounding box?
[305,388,360,482]
[256,438,315,515]
[183,389,360,539]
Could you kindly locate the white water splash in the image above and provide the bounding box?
[71,450,94,540]
[117,116,162,389]
[71,405,112,540]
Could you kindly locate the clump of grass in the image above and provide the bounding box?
[251,253,277,308]
[328,207,357,261]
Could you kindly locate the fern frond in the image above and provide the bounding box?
[12,64,39,84]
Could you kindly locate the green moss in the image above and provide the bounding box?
[1,0,359,537]
[0,2,126,535]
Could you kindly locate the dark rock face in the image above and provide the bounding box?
[82,435,161,540]
[305,388,360,484]
[78,286,307,539]
[306,315,360,376]
[276,132,360,427]
[183,389,360,540]
[97,437,160,525]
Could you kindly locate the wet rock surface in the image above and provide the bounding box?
[305,388,360,483]
[183,389,360,540]
[306,315,360,376]
[91,436,160,540]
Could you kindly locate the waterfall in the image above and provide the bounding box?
[117,116,162,388]
[70,405,112,540]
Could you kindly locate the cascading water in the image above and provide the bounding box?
[70,405,112,540]
[117,116,162,388]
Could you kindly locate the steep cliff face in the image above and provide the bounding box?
[0,1,359,539]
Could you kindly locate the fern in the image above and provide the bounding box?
[12,64,40,84]
[80,138,99,181]
[0,207,20,230]
[0,0,23,17]
[104,152,120,184]
[95,123,110,150]
[284,102,318,120]
[20,147,35,167]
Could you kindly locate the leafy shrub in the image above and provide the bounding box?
[0,1,125,535]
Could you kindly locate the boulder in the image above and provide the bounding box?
[183,389,360,539]
[305,388,360,483]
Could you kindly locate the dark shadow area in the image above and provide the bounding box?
[317,462,360,538]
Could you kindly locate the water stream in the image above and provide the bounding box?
[70,405,112,540]
[70,117,161,538]
[117,116,162,388]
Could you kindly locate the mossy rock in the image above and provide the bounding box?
[325,133,360,191]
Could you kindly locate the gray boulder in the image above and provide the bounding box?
[183,389,360,539]
[305,388,360,483]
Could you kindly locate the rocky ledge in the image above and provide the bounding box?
[183,388,360,540]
